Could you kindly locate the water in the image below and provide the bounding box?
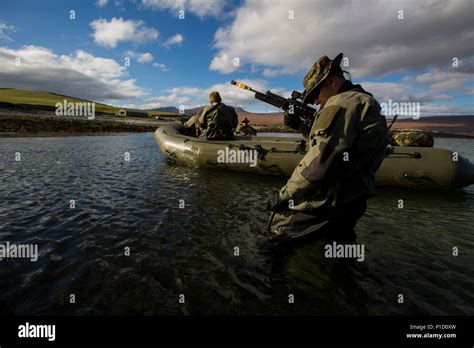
[0,133,473,315]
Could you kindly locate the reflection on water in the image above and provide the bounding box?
[0,133,473,315]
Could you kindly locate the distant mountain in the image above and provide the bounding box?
[151,105,247,116]
[150,106,180,114]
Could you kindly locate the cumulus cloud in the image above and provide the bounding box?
[152,62,169,71]
[137,52,153,63]
[209,0,474,78]
[164,34,184,47]
[359,80,471,116]
[412,69,472,93]
[125,50,154,63]
[262,68,279,78]
[136,79,291,110]
[140,94,193,109]
[141,0,228,18]
[0,22,16,42]
[90,18,158,48]
[0,45,146,101]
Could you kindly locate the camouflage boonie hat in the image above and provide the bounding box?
[242,118,250,124]
[302,53,343,104]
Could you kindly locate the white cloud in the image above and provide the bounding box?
[209,0,474,78]
[136,79,291,110]
[141,0,228,18]
[141,94,193,109]
[0,45,146,101]
[125,50,154,63]
[359,80,471,115]
[413,69,472,93]
[96,0,108,7]
[262,68,279,77]
[0,22,16,42]
[209,52,236,74]
[164,34,184,47]
[152,62,169,71]
[90,18,158,48]
[137,52,153,63]
[361,82,415,103]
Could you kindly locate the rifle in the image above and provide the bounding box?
[230,80,316,133]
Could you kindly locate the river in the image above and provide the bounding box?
[0,134,473,315]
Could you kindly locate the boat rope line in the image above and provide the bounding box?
[390,152,422,159]
[164,149,177,158]
[402,173,434,183]
[386,146,422,159]
[224,139,308,160]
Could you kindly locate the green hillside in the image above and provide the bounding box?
[0,88,121,115]
[0,88,181,117]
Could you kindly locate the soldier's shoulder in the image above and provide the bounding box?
[328,90,377,108]
[202,104,214,113]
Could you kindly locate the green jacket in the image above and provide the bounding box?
[237,125,257,136]
[198,103,238,140]
[279,82,388,213]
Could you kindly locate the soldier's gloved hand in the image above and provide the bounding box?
[283,110,302,129]
[266,192,287,212]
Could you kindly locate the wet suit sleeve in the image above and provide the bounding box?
[279,105,358,202]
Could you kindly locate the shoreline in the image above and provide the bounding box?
[0,113,473,139]
[0,113,167,137]
[1,128,473,140]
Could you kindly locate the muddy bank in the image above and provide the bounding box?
[0,113,168,136]
[1,109,472,139]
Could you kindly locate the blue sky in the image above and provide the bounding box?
[0,0,472,115]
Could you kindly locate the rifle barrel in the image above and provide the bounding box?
[230,80,254,92]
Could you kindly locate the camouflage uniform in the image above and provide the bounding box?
[389,130,434,147]
[270,54,388,239]
[237,125,257,136]
[184,115,199,128]
[198,103,238,140]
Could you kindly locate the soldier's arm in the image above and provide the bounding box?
[279,105,358,202]
[198,107,208,129]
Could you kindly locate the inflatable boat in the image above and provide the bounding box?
[154,124,474,190]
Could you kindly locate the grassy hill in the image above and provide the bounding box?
[0,88,180,117]
[0,88,121,115]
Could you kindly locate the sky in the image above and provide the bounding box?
[0,0,473,115]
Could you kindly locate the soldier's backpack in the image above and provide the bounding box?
[389,130,434,147]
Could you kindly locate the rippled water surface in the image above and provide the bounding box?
[0,134,473,315]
